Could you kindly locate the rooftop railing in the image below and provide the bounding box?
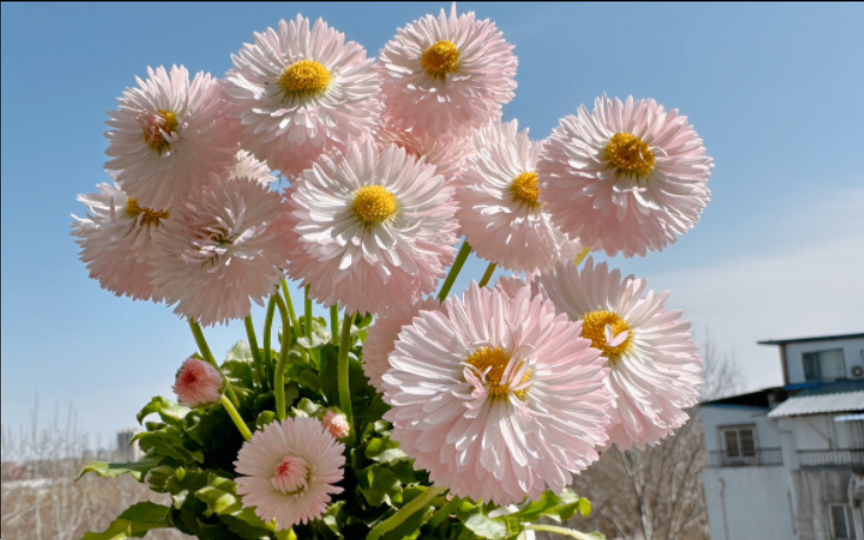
[708,448,783,468]
[797,449,864,472]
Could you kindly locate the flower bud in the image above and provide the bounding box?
[172,358,223,407]
[322,411,350,440]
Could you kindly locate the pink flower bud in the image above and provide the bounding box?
[173,358,223,406]
[322,411,350,440]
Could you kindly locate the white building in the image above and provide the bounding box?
[702,333,864,540]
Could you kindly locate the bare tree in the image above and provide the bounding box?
[1,398,189,540]
[547,338,745,540]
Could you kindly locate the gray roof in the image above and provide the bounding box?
[757,332,864,345]
[768,390,864,418]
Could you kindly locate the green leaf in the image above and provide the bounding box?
[256,410,276,428]
[196,486,241,516]
[223,360,255,388]
[76,459,160,482]
[578,498,592,517]
[359,464,403,507]
[463,513,509,540]
[137,396,190,425]
[510,489,583,523]
[298,370,321,391]
[82,502,171,539]
[225,340,253,362]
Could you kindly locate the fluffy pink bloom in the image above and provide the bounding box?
[538,95,714,257]
[383,283,613,505]
[457,119,582,273]
[227,150,278,185]
[151,177,290,326]
[321,411,350,440]
[376,114,475,183]
[173,358,223,406]
[105,66,237,208]
[235,417,345,530]
[72,181,169,302]
[379,5,517,137]
[539,258,703,450]
[285,140,459,315]
[224,15,382,176]
[363,297,441,393]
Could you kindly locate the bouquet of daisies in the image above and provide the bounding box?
[73,5,713,540]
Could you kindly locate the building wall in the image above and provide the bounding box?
[786,338,864,384]
[793,469,855,540]
[703,466,796,540]
[702,405,782,453]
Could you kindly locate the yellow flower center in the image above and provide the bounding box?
[353,186,398,226]
[581,310,634,365]
[143,110,179,154]
[124,198,170,225]
[465,347,530,400]
[422,40,461,79]
[604,132,656,181]
[510,172,541,208]
[279,59,331,100]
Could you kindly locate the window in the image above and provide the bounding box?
[720,426,756,459]
[804,349,846,381]
[830,504,856,539]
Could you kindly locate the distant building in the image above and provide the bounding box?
[701,333,864,540]
[116,428,142,462]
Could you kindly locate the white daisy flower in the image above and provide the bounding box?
[383,283,613,505]
[105,65,237,208]
[539,258,703,450]
[285,140,459,315]
[224,15,382,177]
[235,417,345,530]
[151,177,289,327]
[379,5,517,137]
[457,119,582,273]
[72,181,170,302]
[227,149,278,185]
[538,95,714,257]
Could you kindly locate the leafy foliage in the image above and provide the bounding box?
[78,315,603,540]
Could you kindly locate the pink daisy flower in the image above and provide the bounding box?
[285,140,459,315]
[456,119,582,273]
[173,358,224,407]
[538,95,714,257]
[376,114,475,184]
[539,258,703,450]
[383,283,613,505]
[151,177,289,327]
[72,181,170,302]
[321,411,350,440]
[362,297,441,393]
[235,417,345,530]
[379,5,517,137]
[105,66,237,208]
[224,15,382,177]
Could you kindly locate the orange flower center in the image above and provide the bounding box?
[353,186,398,226]
[124,198,170,225]
[422,40,461,79]
[581,310,634,365]
[510,172,542,208]
[604,132,656,181]
[279,59,331,100]
[143,110,179,154]
[465,347,530,400]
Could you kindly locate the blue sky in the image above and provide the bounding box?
[2,2,863,445]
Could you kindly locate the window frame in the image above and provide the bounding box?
[803,349,847,381]
[718,425,758,463]
[828,503,856,539]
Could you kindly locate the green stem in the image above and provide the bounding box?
[188,320,239,407]
[263,296,277,386]
[280,280,301,337]
[428,496,460,529]
[367,486,449,540]
[524,524,597,539]
[220,395,252,442]
[438,241,472,301]
[338,314,355,445]
[330,305,339,344]
[244,315,265,386]
[304,285,313,337]
[273,294,294,422]
[478,262,497,288]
